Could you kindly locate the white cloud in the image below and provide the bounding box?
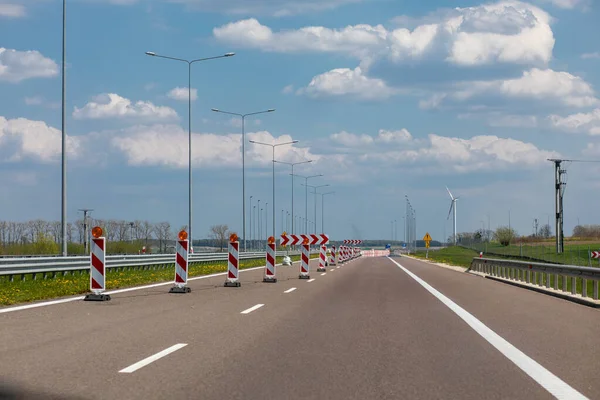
[0,3,25,17]
[548,109,600,135]
[300,67,396,100]
[441,68,599,108]
[582,143,600,157]
[329,127,557,172]
[282,84,294,94]
[110,125,319,169]
[167,87,197,101]
[581,52,600,60]
[214,2,555,67]
[24,96,43,106]
[0,48,58,83]
[0,117,80,162]
[73,93,178,120]
[458,112,538,128]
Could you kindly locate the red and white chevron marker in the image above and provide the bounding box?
[317,245,327,272]
[84,226,111,302]
[591,251,600,259]
[264,237,277,283]
[170,230,191,294]
[225,233,241,287]
[330,246,336,265]
[299,241,310,279]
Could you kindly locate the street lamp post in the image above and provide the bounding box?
[145,50,235,251]
[249,195,253,249]
[302,183,329,234]
[61,0,67,256]
[274,160,312,235]
[249,139,298,241]
[291,174,323,235]
[211,108,275,252]
[320,192,335,233]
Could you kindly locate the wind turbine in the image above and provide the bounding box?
[446,186,459,245]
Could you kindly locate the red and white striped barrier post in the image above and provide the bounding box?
[299,239,310,279]
[170,230,191,294]
[225,233,241,287]
[264,237,277,283]
[317,245,327,272]
[330,246,336,265]
[84,226,111,302]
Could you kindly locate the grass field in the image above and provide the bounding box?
[465,241,600,267]
[0,254,316,306]
[410,247,482,268]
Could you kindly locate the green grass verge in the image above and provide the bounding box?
[464,242,600,267]
[410,247,481,268]
[0,254,317,306]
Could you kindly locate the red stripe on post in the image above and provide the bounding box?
[179,240,188,251]
[229,253,238,266]
[228,270,236,279]
[93,238,104,251]
[91,253,104,275]
[91,278,102,289]
[175,273,185,283]
[176,253,187,271]
[267,253,275,265]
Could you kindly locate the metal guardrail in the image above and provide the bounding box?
[0,251,305,281]
[469,257,600,301]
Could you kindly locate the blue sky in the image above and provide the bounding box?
[1,0,600,242]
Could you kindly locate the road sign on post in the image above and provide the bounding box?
[423,233,432,248]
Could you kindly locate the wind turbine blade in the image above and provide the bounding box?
[446,186,454,200]
[447,202,454,220]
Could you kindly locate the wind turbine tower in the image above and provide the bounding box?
[446,187,459,245]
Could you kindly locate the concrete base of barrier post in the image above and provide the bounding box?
[169,286,191,294]
[224,281,241,287]
[263,277,277,283]
[84,293,111,301]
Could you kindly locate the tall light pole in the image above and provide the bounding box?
[292,174,323,234]
[253,205,256,249]
[249,195,253,248]
[61,0,67,256]
[249,139,298,240]
[302,184,329,234]
[320,192,335,233]
[211,108,275,252]
[274,160,312,235]
[145,50,235,251]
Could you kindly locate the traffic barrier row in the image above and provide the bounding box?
[83,229,327,301]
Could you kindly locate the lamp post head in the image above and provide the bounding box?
[211,108,219,112]
[267,109,275,112]
[224,52,236,57]
[145,51,156,56]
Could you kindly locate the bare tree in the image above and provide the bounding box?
[539,224,552,238]
[140,221,154,244]
[209,224,230,252]
[74,219,85,243]
[116,221,129,242]
[154,221,172,253]
[67,222,74,243]
[50,221,61,244]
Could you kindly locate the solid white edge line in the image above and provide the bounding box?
[387,257,589,400]
[0,262,289,314]
[307,279,315,282]
[241,304,264,314]
[119,343,187,374]
[284,288,297,293]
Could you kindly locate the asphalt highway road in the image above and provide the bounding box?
[0,255,598,400]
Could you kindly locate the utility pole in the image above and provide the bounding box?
[78,209,93,255]
[549,159,567,254]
